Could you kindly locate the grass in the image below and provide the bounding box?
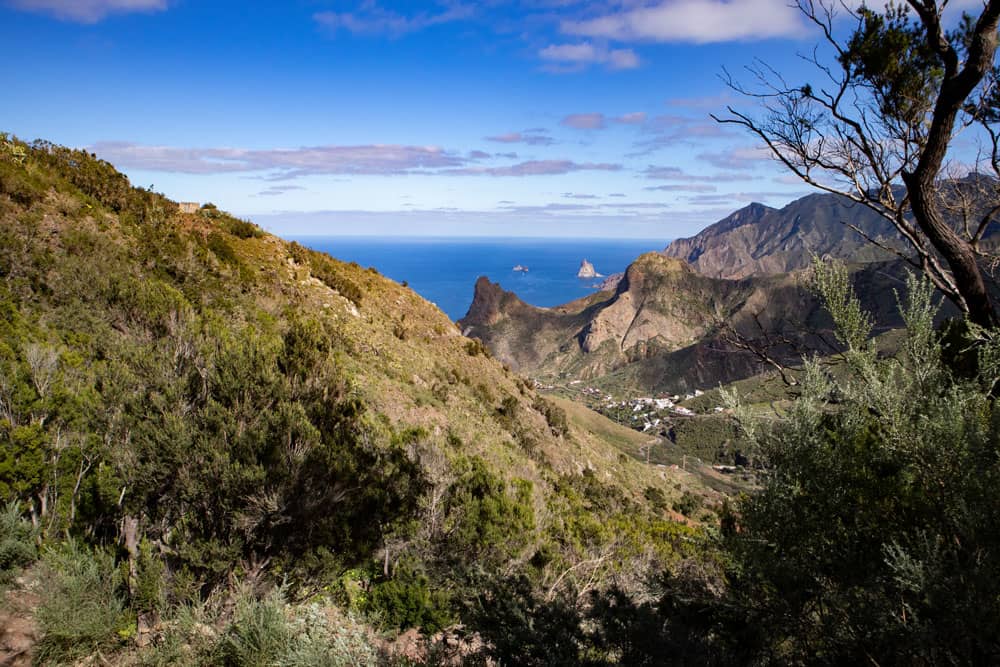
[35,542,129,664]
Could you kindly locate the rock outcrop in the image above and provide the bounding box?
[577,259,602,278]
[460,253,944,393]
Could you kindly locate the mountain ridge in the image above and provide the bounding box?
[663,192,900,278]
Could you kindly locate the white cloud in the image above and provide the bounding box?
[8,0,167,23]
[561,112,607,129]
[314,1,473,37]
[90,141,620,179]
[697,145,772,169]
[614,112,647,125]
[562,0,807,44]
[538,42,641,71]
[485,130,555,146]
[645,183,717,192]
[443,159,621,176]
[90,141,467,177]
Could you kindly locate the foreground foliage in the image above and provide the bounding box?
[715,265,1000,664]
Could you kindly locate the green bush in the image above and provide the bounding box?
[0,164,43,207]
[532,396,569,437]
[222,218,264,239]
[643,486,668,513]
[212,588,384,667]
[310,258,364,306]
[35,542,130,664]
[442,457,534,565]
[671,491,701,517]
[206,232,240,266]
[367,566,452,633]
[0,501,36,583]
[716,267,1000,663]
[464,339,490,357]
[134,538,165,614]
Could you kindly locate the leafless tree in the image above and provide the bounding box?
[715,0,1000,327]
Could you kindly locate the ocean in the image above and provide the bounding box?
[291,236,668,321]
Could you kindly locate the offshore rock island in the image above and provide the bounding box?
[577,259,602,278]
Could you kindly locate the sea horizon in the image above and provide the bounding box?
[293,235,670,321]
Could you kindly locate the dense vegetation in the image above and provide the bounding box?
[0,134,711,664]
[3,132,998,664]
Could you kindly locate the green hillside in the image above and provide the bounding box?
[0,135,713,665]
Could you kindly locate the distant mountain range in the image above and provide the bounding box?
[460,189,990,393]
[662,195,900,278]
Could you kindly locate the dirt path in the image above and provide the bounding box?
[0,575,40,667]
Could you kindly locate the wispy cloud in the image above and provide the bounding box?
[498,202,595,213]
[8,0,167,23]
[642,165,699,181]
[615,112,647,125]
[697,145,772,170]
[443,159,621,176]
[642,164,756,183]
[628,114,735,156]
[314,1,473,37]
[563,192,600,199]
[258,185,306,197]
[90,141,623,180]
[485,130,554,146]
[684,190,793,205]
[538,42,640,71]
[561,0,807,44]
[560,113,606,130]
[644,183,717,192]
[90,141,467,177]
[665,93,737,110]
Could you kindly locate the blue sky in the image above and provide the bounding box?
[4,0,868,237]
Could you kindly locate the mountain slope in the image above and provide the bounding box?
[460,251,939,394]
[663,194,900,278]
[0,135,713,650]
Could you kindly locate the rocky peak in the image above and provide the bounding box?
[663,192,897,278]
[461,277,506,327]
[460,276,534,329]
[577,259,602,278]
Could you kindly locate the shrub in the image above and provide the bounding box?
[214,588,293,667]
[464,339,490,357]
[222,218,264,239]
[0,501,36,583]
[367,566,452,633]
[442,457,534,566]
[643,486,668,513]
[288,241,310,265]
[206,232,240,266]
[134,539,165,614]
[211,588,384,667]
[671,491,701,517]
[0,165,43,207]
[35,542,129,664]
[311,261,363,306]
[717,267,1000,663]
[285,603,381,667]
[532,396,569,437]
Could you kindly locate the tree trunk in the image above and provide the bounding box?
[122,515,140,597]
[904,170,999,328]
[903,0,1000,328]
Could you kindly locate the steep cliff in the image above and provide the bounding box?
[460,252,936,393]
